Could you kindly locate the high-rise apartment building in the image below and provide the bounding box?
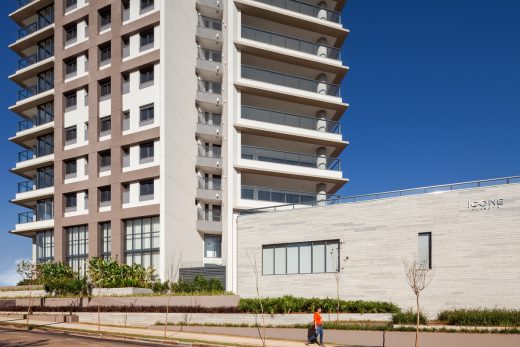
[8,0,349,291]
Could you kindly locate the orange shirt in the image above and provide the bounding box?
[313,312,322,326]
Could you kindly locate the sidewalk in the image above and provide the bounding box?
[0,318,321,347]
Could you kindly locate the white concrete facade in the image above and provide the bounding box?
[236,180,520,317]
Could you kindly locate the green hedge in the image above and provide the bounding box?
[152,275,225,294]
[438,309,520,327]
[88,257,154,288]
[238,296,400,314]
[392,309,428,325]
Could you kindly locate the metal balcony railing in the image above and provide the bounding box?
[17,84,53,101]
[241,145,341,171]
[242,25,340,60]
[18,211,34,224]
[17,150,33,163]
[17,50,54,70]
[241,105,340,134]
[17,16,54,40]
[198,177,222,190]
[17,180,33,193]
[241,65,340,96]
[242,185,336,204]
[254,0,341,23]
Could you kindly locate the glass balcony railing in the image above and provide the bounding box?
[17,0,34,9]
[17,16,54,40]
[198,177,222,190]
[18,149,33,163]
[197,48,222,62]
[18,84,53,101]
[17,50,54,70]
[241,105,340,134]
[242,25,340,60]
[242,145,341,171]
[198,16,223,31]
[241,65,340,96]
[18,211,34,224]
[198,146,222,158]
[197,208,222,222]
[254,0,341,23]
[17,180,33,193]
[18,119,33,132]
[241,185,335,204]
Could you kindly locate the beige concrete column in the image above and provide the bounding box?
[316,73,327,95]
[316,37,328,58]
[317,2,328,20]
[316,183,327,206]
[316,110,327,132]
[316,146,327,169]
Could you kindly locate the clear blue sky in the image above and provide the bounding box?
[0,0,519,284]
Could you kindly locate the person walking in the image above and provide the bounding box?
[314,307,324,346]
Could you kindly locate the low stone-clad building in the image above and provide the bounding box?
[236,176,520,317]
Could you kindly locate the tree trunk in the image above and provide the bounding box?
[336,283,340,323]
[415,293,420,347]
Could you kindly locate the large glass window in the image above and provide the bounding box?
[36,230,54,263]
[36,102,54,125]
[100,222,111,260]
[262,240,340,275]
[418,232,432,269]
[36,134,54,156]
[36,199,53,221]
[66,225,88,275]
[204,235,221,258]
[125,216,160,274]
[36,166,54,189]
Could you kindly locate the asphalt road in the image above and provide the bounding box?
[0,326,173,347]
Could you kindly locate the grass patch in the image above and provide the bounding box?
[392,309,428,325]
[438,308,520,327]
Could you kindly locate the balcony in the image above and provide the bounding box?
[17,0,35,9]
[197,0,223,18]
[196,117,222,143]
[11,120,54,148]
[13,149,54,176]
[241,65,340,96]
[13,181,54,206]
[13,210,54,235]
[241,105,340,134]
[242,145,341,171]
[242,25,340,60]
[197,177,222,203]
[253,0,341,23]
[17,16,54,40]
[196,147,222,173]
[197,208,222,233]
[196,81,222,110]
[17,84,53,102]
[17,50,54,71]
[196,16,223,47]
[242,184,329,204]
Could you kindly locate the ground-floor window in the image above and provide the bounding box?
[262,240,339,275]
[124,216,160,274]
[418,232,432,269]
[35,230,54,263]
[204,235,222,258]
[66,225,88,275]
[100,222,111,260]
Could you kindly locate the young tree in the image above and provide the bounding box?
[329,245,348,323]
[246,248,266,347]
[403,260,434,347]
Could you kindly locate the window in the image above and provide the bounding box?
[36,230,54,263]
[100,116,111,136]
[204,235,222,258]
[65,159,77,177]
[99,7,111,30]
[100,222,111,259]
[140,67,154,87]
[65,193,77,211]
[122,183,130,203]
[66,225,88,275]
[140,0,154,12]
[139,104,154,124]
[65,126,77,144]
[139,29,154,50]
[262,240,340,275]
[64,58,77,77]
[36,166,54,189]
[125,216,160,274]
[99,150,111,169]
[36,134,54,156]
[99,45,111,66]
[36,102,54,125]
[418,232,432,269]
[65,24,77,44]
[36,199,53,221]
[100,80,111,100]
[123,110,130,131]
[65,0,77,11]
[99,186,111,205]
[139,180,154,199]
[139,142,154,162]
[65,92,77,110]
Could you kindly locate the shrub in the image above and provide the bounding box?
[151,281,170,293]
[438,309,520,327]
[392,309,428,325]
[238,295,400,314]
[170,275,225,294]
[39,262,90,296]
[87,257,154,288]
[16,260,41,286]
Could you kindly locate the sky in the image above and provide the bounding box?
[0,0,519,285]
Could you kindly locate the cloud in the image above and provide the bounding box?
[0,258,26,286]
